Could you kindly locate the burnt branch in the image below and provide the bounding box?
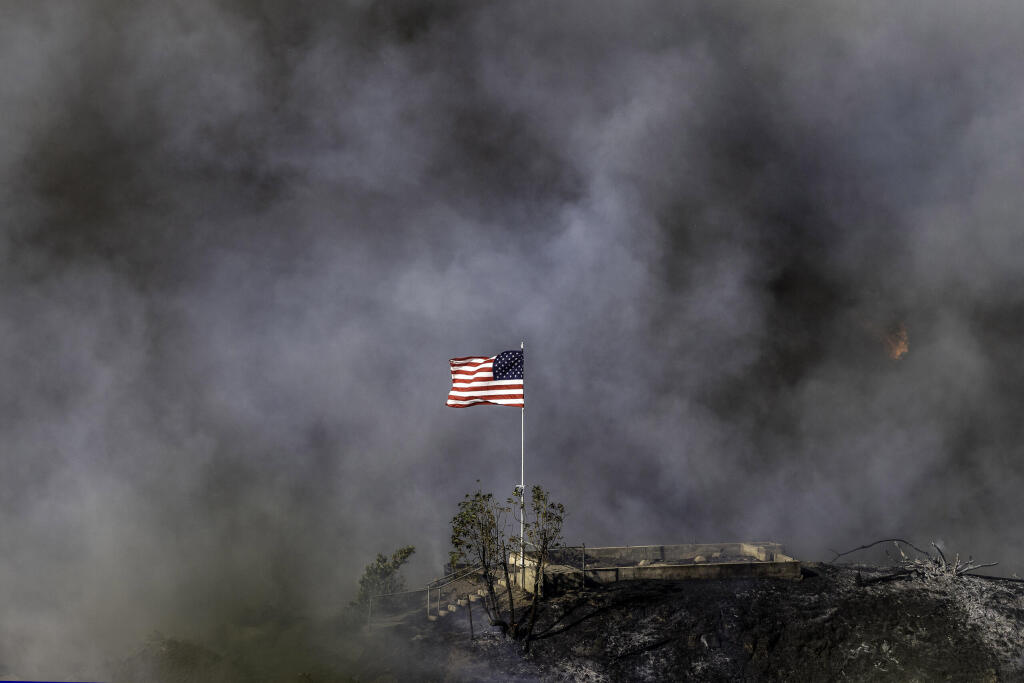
[830,538,931,563]
[834,539,998,581]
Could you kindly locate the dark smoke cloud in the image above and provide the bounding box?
[4,0,1024,676]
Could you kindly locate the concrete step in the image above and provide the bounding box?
[427,615,437,622]
[457,599,468,607]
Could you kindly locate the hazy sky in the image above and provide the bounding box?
[4,0,1024,675]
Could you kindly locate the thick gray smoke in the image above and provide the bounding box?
[4,0,1024,676]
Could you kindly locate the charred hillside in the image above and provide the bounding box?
[388,563,1024,682]
[99,562,1024,681]
[521,565,1024,681]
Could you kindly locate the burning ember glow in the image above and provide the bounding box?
[884,322,909,360]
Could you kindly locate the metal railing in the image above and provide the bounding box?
[368,562,483,623]
[425,562,482,618]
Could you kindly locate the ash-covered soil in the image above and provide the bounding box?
[517,564,1024,681]
[407,564,1024,682]
[101,564,1024,681]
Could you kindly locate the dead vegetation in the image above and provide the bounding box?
[830,538,998,585]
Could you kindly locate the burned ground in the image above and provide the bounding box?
[521,566,1022,681]
[97,563,1024,681]
[383,564,1024,682]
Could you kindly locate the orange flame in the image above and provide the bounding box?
[884,323,909,360]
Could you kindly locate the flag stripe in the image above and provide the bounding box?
[448,391,524,399]
[450,358,492,367]
[446,395,524,405]
[451,365,493,374]
[451,370,496,380]
[449,382,523,391]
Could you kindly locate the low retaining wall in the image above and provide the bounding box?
[511,542,801,594]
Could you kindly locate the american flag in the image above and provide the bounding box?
[446,350,524,408]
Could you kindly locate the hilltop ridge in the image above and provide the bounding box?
[103,562,1024,681]
[374,562,1024,681]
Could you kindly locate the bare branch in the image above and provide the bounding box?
[891,542,909,564]
[830,538,931,563]
[839,538,998,583]
[931,542,948,569]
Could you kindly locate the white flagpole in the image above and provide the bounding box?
[520,340,525,587]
